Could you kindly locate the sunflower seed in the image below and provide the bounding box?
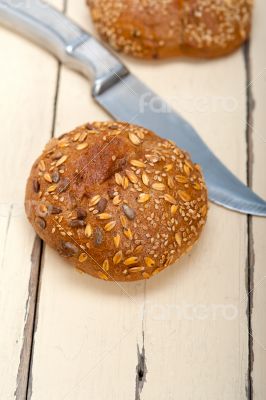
[113,250,123,264]
[57,178,70,193]
[36,217,46,229]
[76,207,87,220]
[85,123,94,130]
[51,170,60,183]
[97,198,107,213]
[48,205,62,214]
[122,204,136,220]
[94,227,103,246]
[79,253,88,263]
[62,241,78,255]
[33,179,40,193]
[138,193,150,203]
[104,221,116,232]
[124,257,138,266]
[68,219,85,228]
[107,188,116,199]
[51,151,63,160]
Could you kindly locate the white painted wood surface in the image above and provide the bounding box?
[0,1,264,399]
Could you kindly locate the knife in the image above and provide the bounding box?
[0,0,265,217]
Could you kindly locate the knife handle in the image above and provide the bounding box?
[0,0,129,95]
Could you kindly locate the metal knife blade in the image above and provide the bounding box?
[95,74,266,216]
[0,0,265,216]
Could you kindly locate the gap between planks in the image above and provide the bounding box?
[243,40,255,400]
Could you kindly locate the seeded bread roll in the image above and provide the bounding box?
[25,122,208,281]
[87,0,253,59]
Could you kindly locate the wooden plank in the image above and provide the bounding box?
[28,2,144,400]
[249,0,266,398]
[139,53,249,400]
[29,2,250,400]
[0,1,62,399]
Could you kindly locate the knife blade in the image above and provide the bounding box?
[0,0,265,216]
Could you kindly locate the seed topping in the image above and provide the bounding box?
[113,250,123,264]
[104,221,116,231]
[79,253,88,263]
[138,193,150,203]
[85,223,93,238]
[130,160,145,168]
[122,204,136,220]
[56,155,68,167]
[124,257,138,266]
[97,213,112,220]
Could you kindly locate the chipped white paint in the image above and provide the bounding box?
[0,1,265,400]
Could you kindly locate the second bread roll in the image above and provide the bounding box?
[87,0,253,59]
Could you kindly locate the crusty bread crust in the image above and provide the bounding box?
[87,0,253,59]
[25,122,208,281]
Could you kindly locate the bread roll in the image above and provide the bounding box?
[87,0,253,59]
[25,122,208,281]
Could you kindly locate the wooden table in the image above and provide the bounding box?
[0,1,265,399]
